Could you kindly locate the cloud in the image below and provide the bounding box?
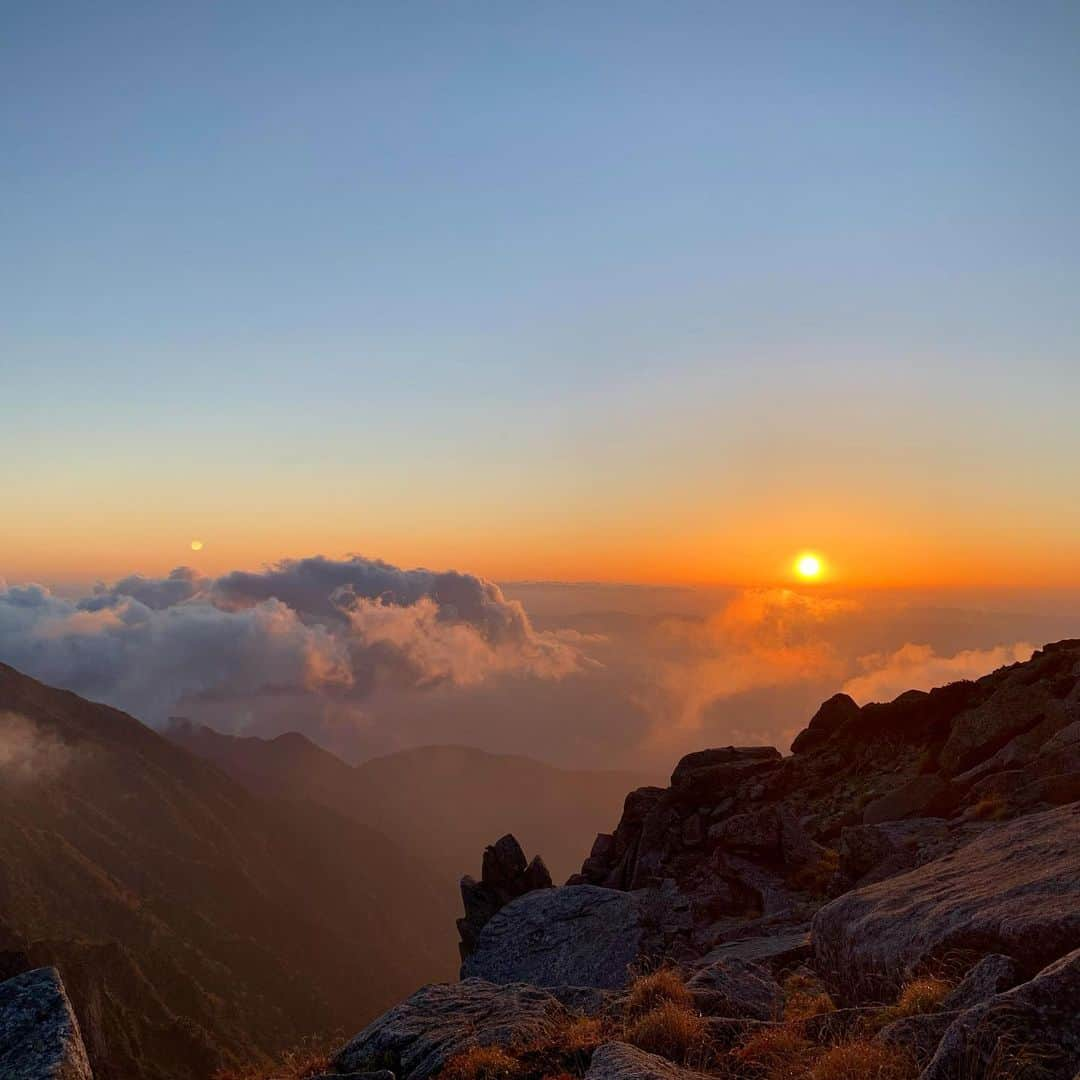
[842,641,1036,704]
[0,712,73,782]
[0,556,582,727]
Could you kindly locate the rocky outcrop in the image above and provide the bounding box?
[0,967,93,1080]
[922,948,1080,1080]
[861,774,951,824]
[461,885,643,989]
[457,835,553,961]
[813,802,1080,1000]
[789,693,860,755]
[584,1042,712,1080]
[333,979,565,1080]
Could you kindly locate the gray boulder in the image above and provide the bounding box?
[334,979,564,1080]
[696,931,810,971]
[686,957,782,1020]
[942,954,1019,1011]
[0,967,93,1080]
[922,947,1080,1080]
[585,1042,712,1080]
[462,885,644,989]
[875,1011,958,1069]
[835,818,950,889]
[813,803,1080,1001]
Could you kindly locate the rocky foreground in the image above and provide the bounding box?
[5,641,1080,1078]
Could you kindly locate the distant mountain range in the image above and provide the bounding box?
[0,662,645,1079]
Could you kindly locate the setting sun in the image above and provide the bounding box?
[795,553,823,581]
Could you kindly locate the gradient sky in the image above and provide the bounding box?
[4,2,1079,587]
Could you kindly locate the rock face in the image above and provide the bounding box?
[584,1042,712,1080]
[461,885,643,989]
[0,967,93,1080]
[457,834,553,961]
[334,979,565,1080]
[813,802,1080,1000]
[861,775,950,825]
[922,948,1080,1080]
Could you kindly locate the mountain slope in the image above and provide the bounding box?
[0,662,450,1080]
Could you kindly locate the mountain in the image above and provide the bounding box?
[166,726,652,886]
[0,662,452,1080]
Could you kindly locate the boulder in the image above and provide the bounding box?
[813,803,1080,1001]
[334,979,564,1080]
[861,775,950,825]
[0,967,93,1080]
[686,957,782,1020]
[668,748,781,803]
[875,1011,958,1069]
[790,693,861,754]
[461,885,644,990]
[584,1042,712,1080]
[942,954,1019,1011]
[457,834,553,960]
[696,932,810,971]
[922,948,1080,1080]
[835,818,950,888]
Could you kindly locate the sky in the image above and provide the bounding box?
[3,1,1080,589]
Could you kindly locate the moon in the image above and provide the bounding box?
[190,539,204,552]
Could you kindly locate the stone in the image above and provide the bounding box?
[790,693,861,754]
[686,957,783,1020]
[813,803,1080,1002]
[942,954,1019,1010]
[0,967,93,1080]
[835,818,950,889]
[457,834,553,960]
[861,775,950,825]
[708,808,780,855]
[875,1011,958,1069]
[922,948,1080,1080]
[461,885,644,989]
[584,1042,712,1080]
[334,979,564,1080]
[697,932,810,971]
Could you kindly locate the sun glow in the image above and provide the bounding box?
[190,540,204,552]
[795,553,823,581]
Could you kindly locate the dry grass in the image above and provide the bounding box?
[732,1025,818,1077]
[969,794,1010,821]
[624,1001,709,1065]
[782,971,836,1023]
[212,1036,335,1080]
[807,1041,916,1080]
[860,976,954,1035]
[626,968,695,1015]
[442,1045,523,1080]
[788,849,839,896]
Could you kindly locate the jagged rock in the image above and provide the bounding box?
[461,885,644,989]
[686,957,782,1020]
[333,979,564,1080]
[813,803,1080,1002]
[668,748,781,804]
[708,807,781,855]
[457,834,553,960]
[584,1042,712,1080]
[875,1011,958,1069]
[942,954,1019,1010]
[922,948,1080,1080]
[861,774,950,825]
[790,693,860,754]
[0,967,93,1080]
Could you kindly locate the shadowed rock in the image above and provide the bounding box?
[686,957,782,1020]
[0,967,93,1080]
[585,1042,713,1080]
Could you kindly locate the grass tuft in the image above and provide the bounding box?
[626,968,695,1015]
[624,1001,708,1065]
[442,1045,522,1080]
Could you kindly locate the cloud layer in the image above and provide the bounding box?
[0,556,581,726]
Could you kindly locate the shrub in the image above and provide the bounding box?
[807,1041,916,1080]
[626,968,695,1015]
[970,794,1009,821]
[789,849,839,896]
[624,1001,708,1065]
[442,1046,522,1080]
[732,1025,818,1077]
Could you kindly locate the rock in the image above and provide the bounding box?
[942,954,1019,1010]
[813,803,1080,1002]
[312,1072,396,1080]
[669,748,781,803]
[462,885,644,989]
[835,818,950,889]
[697,932,810,971]
[584,1042,712,1080]
[686,957,783,1020]
[922,948,1080,1080]
[708,807,781,855]
[861,775,950,825]
[790,693,861,754]
[0,967,93,1080]
[334,979,564,1080]
[457,834,553,960]
[875,1011,958,1069]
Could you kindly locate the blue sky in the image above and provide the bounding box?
[3,2,1079,585]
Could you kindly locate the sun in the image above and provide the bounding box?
[795,552,823,581]
[190,539,204,552]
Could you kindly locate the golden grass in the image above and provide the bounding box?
[782,971,837,1023]
[624,1001,709,1065]
[807,1041,917,1080]
[732,1025,818,1077]
[212,1035,335,1080]
[442,1045,522,1080]
[859,976,954,1035]
[969,794,1010,821]
[626,968,695,1015]
[788,849,840,896]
